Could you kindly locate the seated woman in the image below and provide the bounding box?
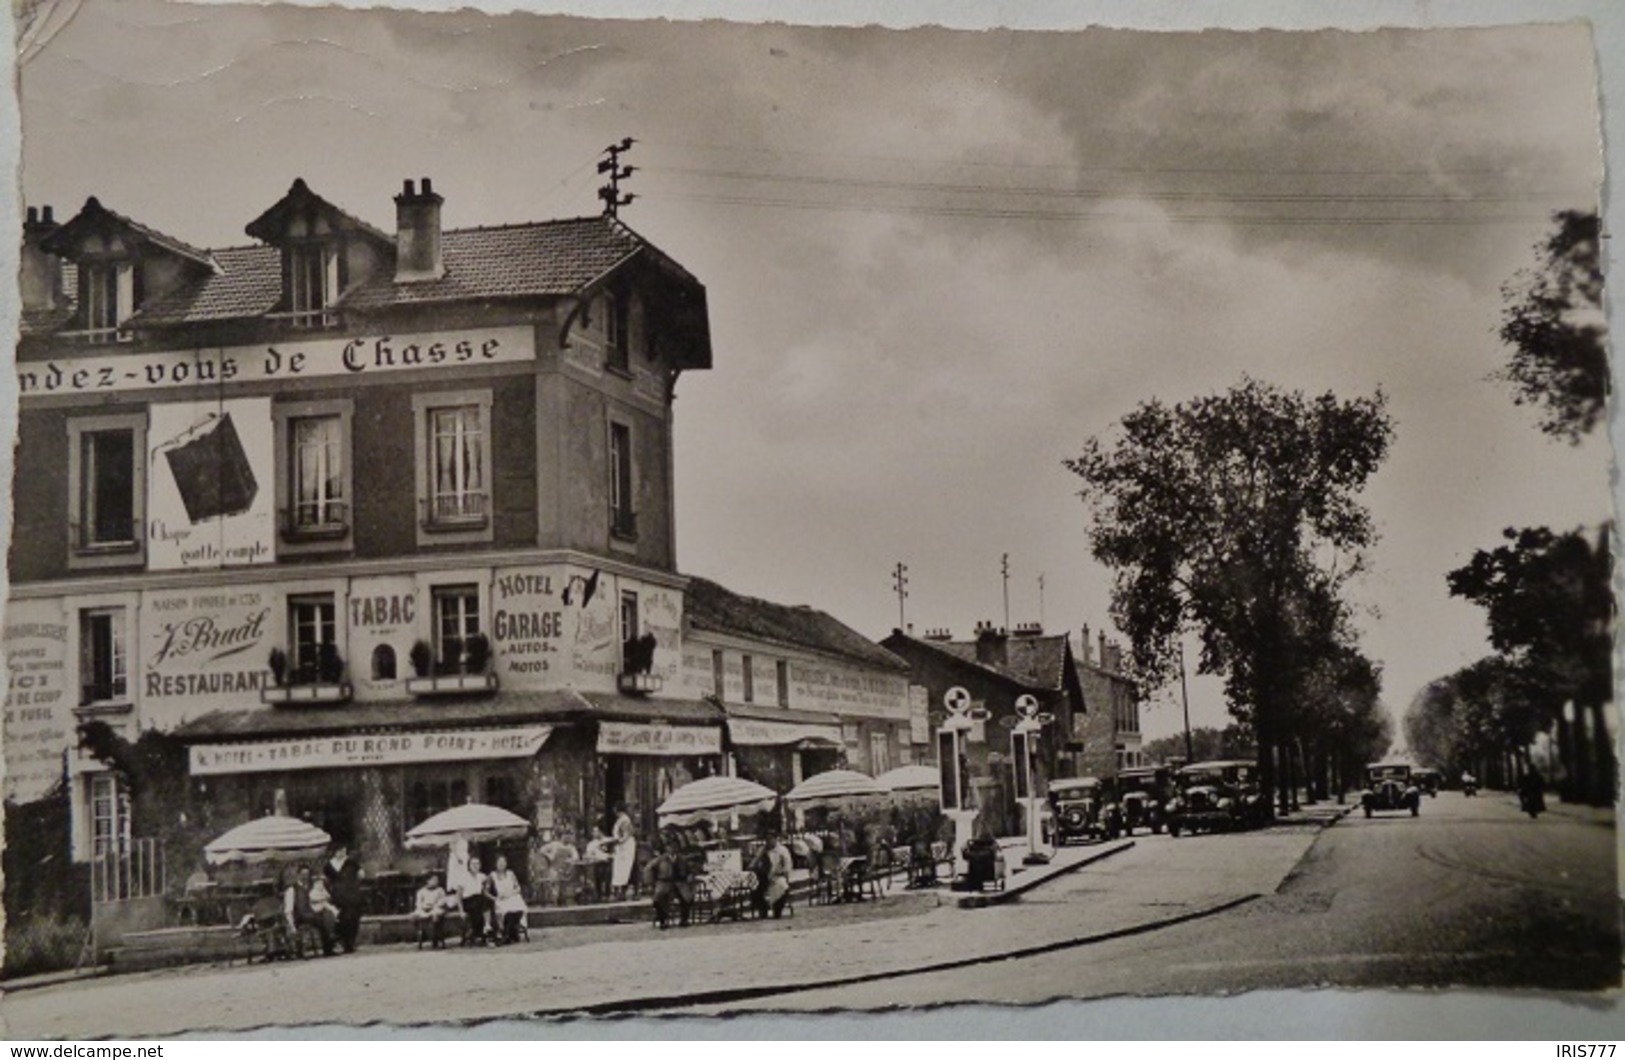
[489,855,528,944]
[413,873,449,949]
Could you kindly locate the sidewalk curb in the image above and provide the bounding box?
[955,839,1136,909]
[0,966,113,996]
[538,891,1261,1019]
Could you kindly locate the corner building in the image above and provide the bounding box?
[6,178,750,887]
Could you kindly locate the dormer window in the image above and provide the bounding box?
[280,242,339,329]
[75,259,136,343]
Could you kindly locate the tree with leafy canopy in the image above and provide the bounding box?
[1404,656,1548,786]
[1447,525,1613,802]
[1066,377,1394,816]
[1496,210,1607,445]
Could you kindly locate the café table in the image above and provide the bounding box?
[697,868,758,922]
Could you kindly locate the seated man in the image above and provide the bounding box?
[460,855,496,945]
[539,830,580,906]
[284,865,336,957]
[413,873,449,949]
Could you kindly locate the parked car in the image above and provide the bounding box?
[1412,768,1441,797]
[1361,762,1421,818]
[1167,759,1267,836]
[1045,776,1123,845]
[1115,765,1174,835]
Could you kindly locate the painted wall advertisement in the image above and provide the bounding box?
[348,575,416,700]
[147,396,275,571]
[908,684,931,744]
[191,725,553,776]
[3,599,71,803]
[791,663,909,720]
[491,565,569,690]
[141,586,274,728]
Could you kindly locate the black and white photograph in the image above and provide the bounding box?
[1,0,1620,1040]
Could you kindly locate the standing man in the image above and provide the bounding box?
[324,844,365,954]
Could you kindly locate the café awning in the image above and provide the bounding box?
[723,703,844,748]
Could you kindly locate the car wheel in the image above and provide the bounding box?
[1411,803,1419,817]
[1363,805,1372,818]
[1168,821,1181,837]
[1152,822,1163,835]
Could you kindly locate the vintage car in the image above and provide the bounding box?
[1045,776,1123,845]
[1412,768,1442,798]
[1361,762,1421,817]
[1115,765,1174,835]
[1166,759,1267,836]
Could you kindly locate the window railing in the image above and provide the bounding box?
[610,506,638,542]
[281,502,350,540]
[82,680,129,706]
[422,491,489,529]
[71,520,141,553]
[266,308,339,329]
[56,326,133,345]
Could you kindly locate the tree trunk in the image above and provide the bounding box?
[1589,701,1615,807]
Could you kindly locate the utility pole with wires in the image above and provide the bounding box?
[1037,573,1046,629]
[598,138,637,218]
[1001,553,1011,632]
[1178,639,1195,764]
[891,562,909,631]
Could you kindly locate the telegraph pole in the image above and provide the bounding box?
[1001,553,1011,631]
[1037,573,1046,629]
[891,562,909,631]
[598,138,637,218]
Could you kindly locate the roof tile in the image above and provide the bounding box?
[684,576,908,672]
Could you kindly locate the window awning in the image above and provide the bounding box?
[189,724,553,776]
[723,703,844,748]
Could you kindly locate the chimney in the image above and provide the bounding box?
[394,177,445,283]
[1098,630,1108,668]
[1013,622,1043,638]
[974,620,1008,667]
[923,628,953,642]
[21,205,62,314]
[1079,624,1091,665]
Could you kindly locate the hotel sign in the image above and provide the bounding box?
[596,721,721,757]
[190,725,554,775]
[19,325,535,397]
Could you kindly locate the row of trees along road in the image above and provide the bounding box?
[1407,210,1615,805]
[1067,377,1395,817]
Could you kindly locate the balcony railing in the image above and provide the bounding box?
[265,308,339,330]
[261,679,353,706]
[56,326,133,345]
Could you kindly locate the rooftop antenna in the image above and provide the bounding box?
[1038,573,1045,629]
[598,137,637,218]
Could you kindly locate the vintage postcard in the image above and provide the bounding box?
[2,0,1618,1040]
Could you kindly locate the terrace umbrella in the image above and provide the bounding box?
[877,765,940,794]
[204,815,332,866]
[404,803,531,849]
[657,775,777,827]
[784,769,886,810]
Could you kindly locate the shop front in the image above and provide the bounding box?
[722,703,844,792]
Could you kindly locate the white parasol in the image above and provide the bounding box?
[784,769,886,809]
[204,815,332,865]
[877,765,941,792]
[657,775,778,827]
[404,803,531,849]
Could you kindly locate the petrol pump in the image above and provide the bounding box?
[937,685,985,880]
[1010,693,1055,865]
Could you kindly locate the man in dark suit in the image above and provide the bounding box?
[323,845,365,953]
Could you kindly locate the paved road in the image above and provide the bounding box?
[690,792,1620,1012]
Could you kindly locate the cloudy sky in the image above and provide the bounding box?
[15,1,1610,741]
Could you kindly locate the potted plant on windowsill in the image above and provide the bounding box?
[406,633,498,696]
[617,631,663,695]
[262,643,352,706]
